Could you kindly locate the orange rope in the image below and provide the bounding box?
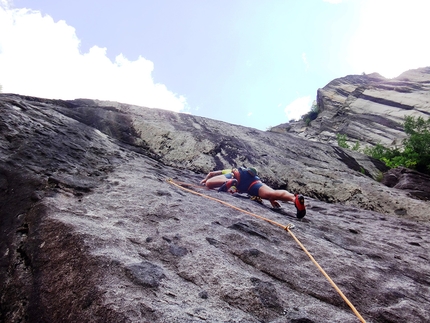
[168,178,288,229]
[167,179,367,323]
[285,227,367,323]
[168,179,204,189]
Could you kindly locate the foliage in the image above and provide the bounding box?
[363,143,395,160]
[402,116,430,172]
[336,133,361,151]
[363,144,402,167]
[336,133,349,148]
[335,116,430,175]
[363,116,430,174]
[375,171,384,182]
[302,101,319,126]
[351,141,360,151]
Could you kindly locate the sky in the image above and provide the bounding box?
[1,0,430,130]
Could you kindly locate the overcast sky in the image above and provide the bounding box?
[1,0,429,130]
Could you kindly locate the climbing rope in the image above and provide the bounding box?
[167,178,367,323]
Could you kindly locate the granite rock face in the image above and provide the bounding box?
[381,167,430,201]
[1,93,430,323]
[47,95,428,220]
[273,67,430,150]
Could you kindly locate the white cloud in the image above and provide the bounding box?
[0,0,12,8]
[348,0,430,78]
[0,6,187,112]
[284,96,311,121]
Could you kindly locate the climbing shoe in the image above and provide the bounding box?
[218,179,238,194]
[294,194,306,219]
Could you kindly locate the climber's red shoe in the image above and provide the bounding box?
[294,194,306,219]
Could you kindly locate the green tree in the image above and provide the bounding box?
[403,116,430,172]
[363,116,430,174]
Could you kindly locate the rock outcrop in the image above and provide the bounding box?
[381,167,430,201]
[1,89,429,323]
[273,67,430,151]
[47,95,428,220]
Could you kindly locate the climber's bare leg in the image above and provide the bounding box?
[257,184,295,208]
[204,175,230,189]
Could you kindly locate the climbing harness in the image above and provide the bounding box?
[167,178,367,323]
[247,179,262,192]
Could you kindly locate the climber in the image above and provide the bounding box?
[200,167,306,218]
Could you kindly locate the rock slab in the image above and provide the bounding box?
[1,92,429,322]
